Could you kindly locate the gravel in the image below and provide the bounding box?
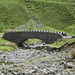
[0,44,75,75]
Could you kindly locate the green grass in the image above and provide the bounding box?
[0,33,4,35]
[24,0,75,35]
[49,41,66,48]
[68,38,75,44]
[0,0,75,34]
[0,37,11,45]
[27,20,36,30]
[39,26,65,32]
[0,0,30,32]
[30,0,74,30]
[64,24,75,35]
[39,26,72,36]
[0,46,15,52]
[31,0,75,2]
[0,37,16,52]
[49,38,75,48]
[25,39,42,44]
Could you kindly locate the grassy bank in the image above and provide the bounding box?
[0,37,17,52]
[49,38,75,48]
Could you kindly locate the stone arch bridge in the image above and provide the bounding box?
[3,30,67,46]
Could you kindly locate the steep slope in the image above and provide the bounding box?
[0,0,75,34]
[25,0,74,30]
[0,0,30,32]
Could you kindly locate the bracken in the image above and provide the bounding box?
[71,48,75,59]
[2,43,18,50]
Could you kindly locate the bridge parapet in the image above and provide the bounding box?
[3,30,67,46]
[8,30,67,36]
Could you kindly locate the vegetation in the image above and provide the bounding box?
[31,0,75,2]
[49,38,75,48]
[64,24,75,35]
[0,33,4,35]
[0,0,30,32]
[27,0,74,30]
[0,0,75,34]
[49,40,66,48]
[68,38,75,44]
[25,39,42,44]
[71,48,75,59]
[0,37,17,52]
[0,0,75,51]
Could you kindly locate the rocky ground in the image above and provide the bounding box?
[0,43,75,75]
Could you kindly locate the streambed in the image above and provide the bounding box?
[0,43,75,75]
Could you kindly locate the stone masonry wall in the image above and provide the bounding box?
[3,30,67,46]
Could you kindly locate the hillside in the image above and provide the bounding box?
[0,0,30,32]
[0,0,75,35]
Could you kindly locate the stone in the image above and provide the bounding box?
[51,72,56,75]
[8,68,14,73]
[14,64,18,67]
[42,69,49,74]
[25,69,29,72]
[36,73,40,75]
[66,62,74,68]
[8,73,13,75]
[2,63,6,69]
[33,66,38,70]
[0,59,5,63]
[56,73,61,75]
[0,73,3,75]
[50,70,56,75]
[23,73,27,75]
[0,51,4,54]
[60,61,66,65]
[1,70,7,74]
[12,71,18,75]
[29,70,36,73]
[3,55,6,58]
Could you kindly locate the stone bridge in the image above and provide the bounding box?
[3,30,67,46]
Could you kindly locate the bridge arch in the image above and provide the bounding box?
[3,30,67,46]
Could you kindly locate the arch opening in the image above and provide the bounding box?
[20,38,46,49]
[24,38,44,44]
